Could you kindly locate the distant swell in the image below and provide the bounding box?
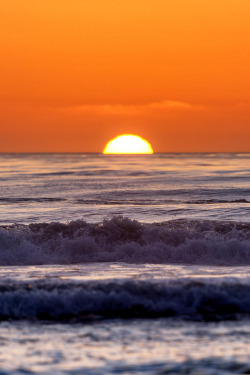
[1,197,249,206]
[187,199,250,204]
[1,279,250,321]
[0,197,66,204]
[1,216,250,266]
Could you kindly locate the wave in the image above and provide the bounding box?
[1,197,249,206]
[76,198,250,205]
[62,359,250,375]
[0,197,66,204]
[1,278,250,321]
[187,199,250,204]
[1,216,250,266]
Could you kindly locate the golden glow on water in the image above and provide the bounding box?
[103,134,154,154]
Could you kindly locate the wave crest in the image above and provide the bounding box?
[1,216,250,265]
[1,279,250,321]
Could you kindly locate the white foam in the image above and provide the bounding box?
[0,278,250,321]
[1,216,250,266]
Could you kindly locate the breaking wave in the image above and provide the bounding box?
[1,216,250,266]
[1,278,250,321]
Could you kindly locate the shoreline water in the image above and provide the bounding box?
[1,153,250,374]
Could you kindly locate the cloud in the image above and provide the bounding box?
[148,100,201,110]
[60,100,205,116]
[232,101,250,110]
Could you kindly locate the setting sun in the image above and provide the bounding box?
[103,135,154,154]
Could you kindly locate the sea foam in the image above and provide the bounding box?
[1,278,250,321]
[1,216,250,266]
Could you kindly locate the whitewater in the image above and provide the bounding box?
[1,153,250,374]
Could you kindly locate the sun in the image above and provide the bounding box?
[103,134,153,154]
[103,134,154,154]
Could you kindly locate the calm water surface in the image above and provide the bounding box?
[0,153,250,224]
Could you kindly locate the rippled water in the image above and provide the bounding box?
[1,153,250,374]
[0,153,250,224]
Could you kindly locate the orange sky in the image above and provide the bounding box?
[1,0,250,152]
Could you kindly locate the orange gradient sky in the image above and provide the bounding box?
[1,0,250,152]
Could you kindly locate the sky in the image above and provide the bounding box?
[1,0,250,152]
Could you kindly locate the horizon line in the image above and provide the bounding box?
[1,151,250,155]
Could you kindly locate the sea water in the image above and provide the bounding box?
[0,153,250,374]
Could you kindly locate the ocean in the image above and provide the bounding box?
[0,153,250,374]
